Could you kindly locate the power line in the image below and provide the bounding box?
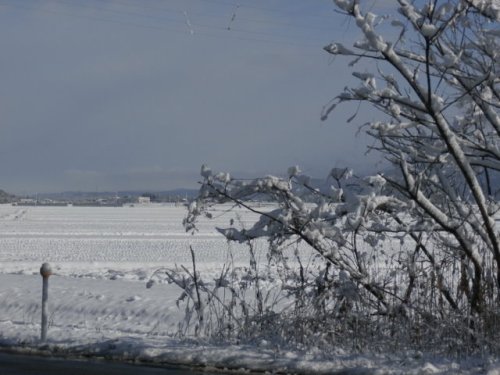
[195,0,334,21]
[52,0,330,42]
[116,0,337,28]
[0,0,329,50]
[55,0,340,35]
[0,1,188,35]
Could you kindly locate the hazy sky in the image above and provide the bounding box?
[0,0,386,194]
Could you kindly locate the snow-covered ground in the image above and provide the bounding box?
[0,204,498,374]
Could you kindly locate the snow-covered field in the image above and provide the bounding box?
[0,204,264,278]
[0,204,498,374]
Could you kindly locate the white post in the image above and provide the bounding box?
[40,263,52,342]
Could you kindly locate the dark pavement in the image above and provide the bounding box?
[0,352,218,375]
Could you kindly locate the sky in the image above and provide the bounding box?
[0,0,388,194]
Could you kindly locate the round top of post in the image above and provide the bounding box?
[40,263,53,278]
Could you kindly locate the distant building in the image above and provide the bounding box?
[138,196,151,204]
[19,198,36,205]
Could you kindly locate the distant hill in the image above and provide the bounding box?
[37,188,199,203]
[0,189,15,203]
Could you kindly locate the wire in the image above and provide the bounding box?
[0,0,329,50]
[0,1,188,35]
[195,0,334,21]
[121,0,338,30]
[54,0,340,37]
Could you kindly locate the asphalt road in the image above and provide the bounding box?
[0,352,218,375]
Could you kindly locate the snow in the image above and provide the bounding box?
[0,204,497,374]
[333,0,354,13]
[421,24,438,38]
[323,42,354,55]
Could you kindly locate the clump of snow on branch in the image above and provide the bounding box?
[185,165,409,296]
